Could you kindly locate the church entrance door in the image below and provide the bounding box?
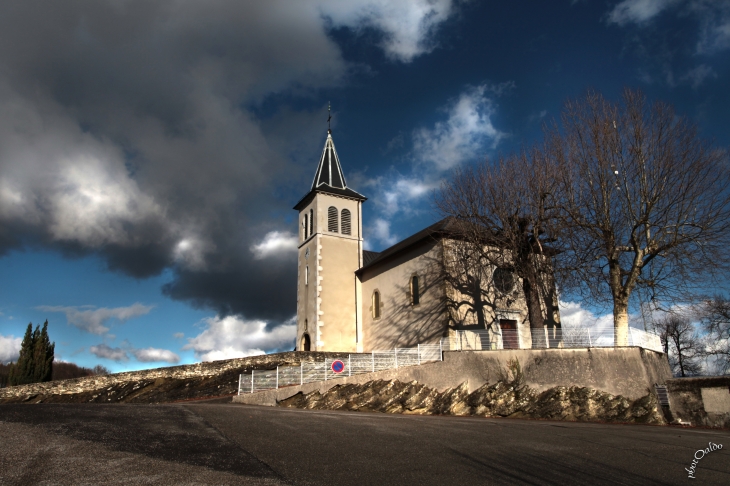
[499,320,519,349]
[301,333,311,351]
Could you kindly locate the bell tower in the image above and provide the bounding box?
[293,127,366,352]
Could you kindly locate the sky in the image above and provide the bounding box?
[0,0,728,372]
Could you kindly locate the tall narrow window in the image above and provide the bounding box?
[410,275,420,305]
[303,214,308,239]
[372,290,381,319]
[309,209,314,235]
[341,209,351,235]
[305,265,309,285]
[328,206,338,232]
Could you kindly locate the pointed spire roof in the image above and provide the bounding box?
[293,129,366,211]
[312,130,346,190]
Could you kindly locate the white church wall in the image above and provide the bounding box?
[360,239,447,351]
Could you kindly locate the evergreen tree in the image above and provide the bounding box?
[7,321,55,386]
[8,323,35,386]
[33,321,54,382]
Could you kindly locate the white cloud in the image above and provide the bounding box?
[558,301,614,330]
[132,347,180,364]
[89,343,179,364]
[173,332,185,339]
[183,314,297,362]
[681,64,718,88]
[366,217,399,249]
[322,0,457,62]
[0,334,22,363]
[173,237,217,271]
[89,344,129,362]
[364,84,505,248]
[412,84,504,172]
[250,231,298,260]
[38,303,154,335]
[607,0,678,26]
[607,1,730,55]
[693,2,730,54]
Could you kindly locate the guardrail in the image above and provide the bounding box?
[238,343,443,395]
[444,326,663,354]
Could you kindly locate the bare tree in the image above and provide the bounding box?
[699,295,730,375]
[549,88,730,346]
[437,148,562,348]
[652,315,704,377]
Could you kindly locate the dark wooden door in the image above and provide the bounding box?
[499,319,519,349]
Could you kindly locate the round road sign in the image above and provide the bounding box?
[331,359,345,374]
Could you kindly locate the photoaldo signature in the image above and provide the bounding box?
[686,442,723,479]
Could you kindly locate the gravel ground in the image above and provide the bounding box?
[0,403,287,485]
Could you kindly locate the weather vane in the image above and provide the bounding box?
[327,102,332,132]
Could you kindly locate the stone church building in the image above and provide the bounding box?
[294,129,556,353]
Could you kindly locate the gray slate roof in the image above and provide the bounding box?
[294,130,366,210]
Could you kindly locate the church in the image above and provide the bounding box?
[294,129,557,353]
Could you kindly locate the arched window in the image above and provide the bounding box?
[309,209,314,235]
[305,265,309,285]
[410,275,420,305]
[341,209,351,235]
[328,206,338,232]
[301,333,311,351]
[372,290,381,319]
[303,213,308,239]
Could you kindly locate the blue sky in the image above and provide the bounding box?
[1,0,728,371]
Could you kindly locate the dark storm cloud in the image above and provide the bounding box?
[163,254,296,322]
[0,1,459,323]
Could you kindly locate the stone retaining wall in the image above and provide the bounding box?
[666,376,730,428]
[0,351,352,400]
[234,347,673,406]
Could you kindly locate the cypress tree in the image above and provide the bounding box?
[8,323,35,386]
[8,321,55,386]
[33,321,54,382]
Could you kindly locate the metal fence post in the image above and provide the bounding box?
[348,355,351,376]
[372,351,375,372]
[238,374,241,396]
[251,370,254,393]
[276,366,279,389]
[324,358,327,381]
[300,362,303,385]
[439,338,443,360]
[395,349,398,369]
[417,344,421,365]
[588,329,592,347]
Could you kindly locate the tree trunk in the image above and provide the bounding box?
[614,300,629,347]
[542,279,562,348]
[523,277,546,348]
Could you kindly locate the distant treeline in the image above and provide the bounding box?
[0,361,110,388]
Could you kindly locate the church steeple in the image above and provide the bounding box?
[312,131,347,190]
[294,128,366,211]
[294,114,367,353]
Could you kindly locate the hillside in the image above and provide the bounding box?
[0,351,350,404]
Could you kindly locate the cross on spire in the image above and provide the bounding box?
[327,102,332,133]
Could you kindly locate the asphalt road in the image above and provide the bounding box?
[1,402,728,485]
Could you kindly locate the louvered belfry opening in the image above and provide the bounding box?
[328,206,338,232]
[341,209,351,235]
[309,209,314,235]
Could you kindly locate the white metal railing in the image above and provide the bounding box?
[238,343,443,395]
[443,326,663,354]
